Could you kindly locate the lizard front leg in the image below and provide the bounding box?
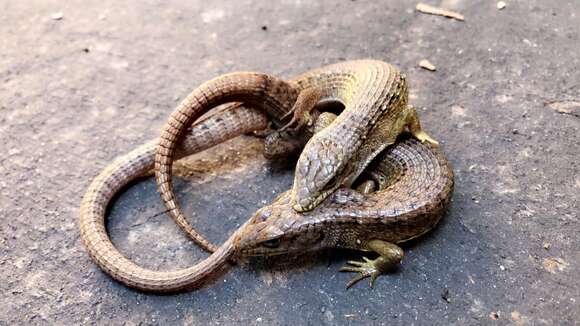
[279,87,322,131]
[339,240,404,289]
[405,105,439,147]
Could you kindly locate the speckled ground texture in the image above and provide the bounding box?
[1,0,579,325]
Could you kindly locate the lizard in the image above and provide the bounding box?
[79,101,453,293]
[153,60,439,253]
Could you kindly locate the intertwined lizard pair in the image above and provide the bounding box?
[80,60,453,292]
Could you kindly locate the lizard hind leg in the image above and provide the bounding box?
[312,111,337,133]
[405,105,439,147]
[355,180,376,194]
[339,240,404,289]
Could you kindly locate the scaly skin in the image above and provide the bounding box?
[80,105,270,292]
[154,72,310,252]
[80,102,453,292]
[80,61,449,292]
[284,61,438,212]
[236,135,453,288]
[154,60,438,253]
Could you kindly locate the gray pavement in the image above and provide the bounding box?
[1,0,578,325]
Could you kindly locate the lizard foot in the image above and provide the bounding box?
[339,240,404,289]
[279,109,312,132]
[411,130,439,147]
[279,87,321,132]
[340,257,384,289]
[405,105,439,147]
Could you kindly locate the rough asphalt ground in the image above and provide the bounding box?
[1,0,578,325]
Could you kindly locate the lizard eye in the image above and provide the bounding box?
[261,238,281,248]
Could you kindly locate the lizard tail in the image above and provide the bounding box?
[154,72,298,252]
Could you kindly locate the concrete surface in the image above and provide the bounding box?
[1,0,579,325]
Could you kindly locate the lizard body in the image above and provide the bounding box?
[154,60,438,252]
[80,104,453,293]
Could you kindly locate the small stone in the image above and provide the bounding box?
[419,59,436,71]
[261,25,268,31]
[543,243,550,250]
[468,275,475,284]
[497,1,507,10]
[489,311,500,320]
[441,289,451,303]
[51,12,64,20]
[451,104,466,117]
[499,265,506,271]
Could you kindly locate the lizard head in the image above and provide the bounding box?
[291,135,353,212]
[233,191,326,256]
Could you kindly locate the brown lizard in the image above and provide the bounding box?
[153,60,438,253]
[79,104,453,293]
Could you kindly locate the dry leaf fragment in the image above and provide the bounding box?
[542,257,569,273]
[419,59,436,71]
[415,3,465,21]
[545,100,580,117]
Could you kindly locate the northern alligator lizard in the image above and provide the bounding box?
[79,104,453,292]
[154,60,438,253]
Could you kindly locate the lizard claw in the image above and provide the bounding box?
[279,110,311,132]
[412,130,439,147]
[279,117,298,132]
[279,87,320,132]
[340,257,383,289]
[280,109,294,121]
